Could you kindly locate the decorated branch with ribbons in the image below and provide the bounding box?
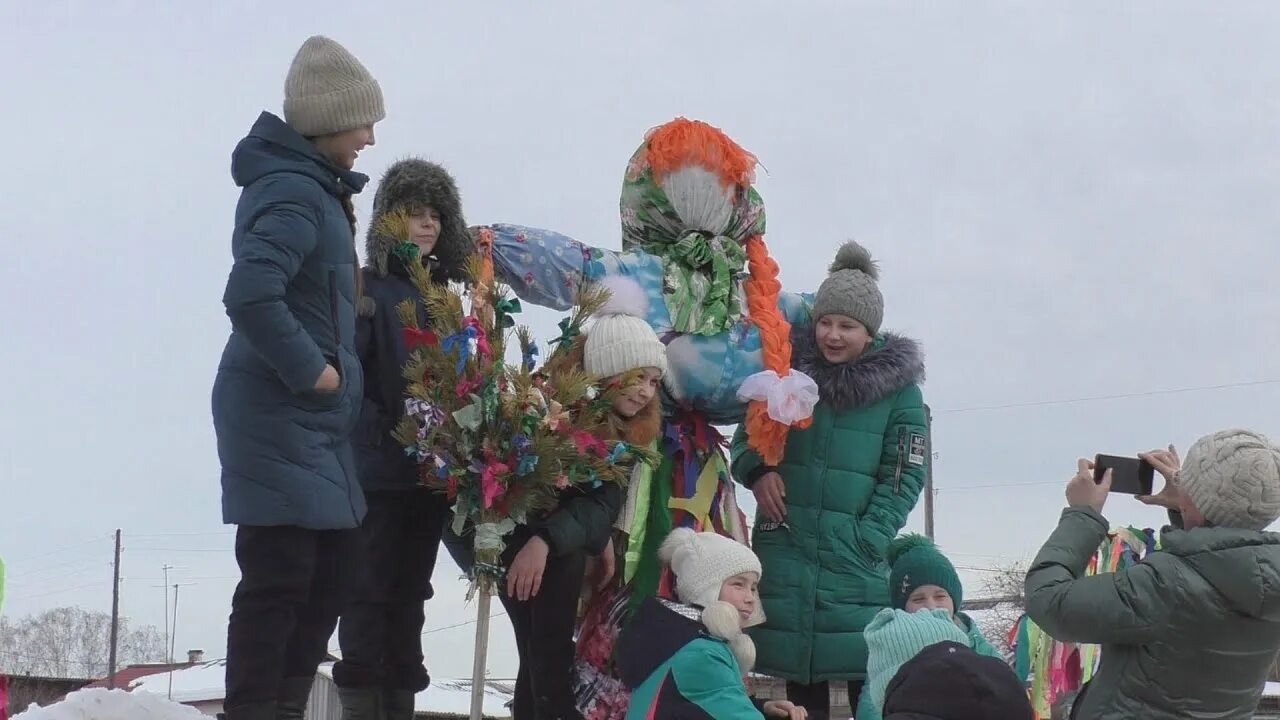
[380,215,659,599]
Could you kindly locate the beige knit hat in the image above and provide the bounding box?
[284,35,385,137]
[1180,429,1280,531]
[584,275,668,379]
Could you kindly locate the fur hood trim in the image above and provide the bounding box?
[366,157,472,281]
[792,323,925,411]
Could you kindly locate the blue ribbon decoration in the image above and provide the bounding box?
[517,455,539,476]
[442,326,479,374]
[523,343,540,371]
[607,442,629,466]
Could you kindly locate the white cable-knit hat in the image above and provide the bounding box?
[659,528,762,618]
[583,275,668,379]
[1181,429,1280,530]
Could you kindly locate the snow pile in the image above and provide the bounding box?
[14,687,206,720]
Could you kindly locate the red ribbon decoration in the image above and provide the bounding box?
[404,326,440,350]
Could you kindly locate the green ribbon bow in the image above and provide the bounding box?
[391,241,420,265]
[494,297,522,329]
[661,231,747,336]
[550,317,582,350]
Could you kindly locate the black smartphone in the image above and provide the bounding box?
[1094,454,1155,495]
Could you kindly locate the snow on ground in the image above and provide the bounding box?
[14,688,206,720]
[316,665,512,718]
[118,657,512,717]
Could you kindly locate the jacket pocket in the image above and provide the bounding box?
[295,352,346,411]
[833,518,886,573]
[354,396,389,447]
[328,268,342,348]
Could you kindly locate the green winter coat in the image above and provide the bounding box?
[1026,506,1280,720]
[731,330,928,684]
[853,611,1001,720]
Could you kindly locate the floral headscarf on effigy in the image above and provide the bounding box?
[618,118,813,465]
[619,122,765,337]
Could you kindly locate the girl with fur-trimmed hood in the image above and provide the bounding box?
[616,528,807,719]
[332,158,471,720]
[730,241,928,720]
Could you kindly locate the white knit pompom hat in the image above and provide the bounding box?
[1180,429,1280,531]
[659,528,763,621]
[583,275,668,379]
[659,528,764,672]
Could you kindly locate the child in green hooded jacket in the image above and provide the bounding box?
[855,535,1003,719]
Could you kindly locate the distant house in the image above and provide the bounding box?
[120,657,513,719]
[2,674,92,716]
[80,650,207,693]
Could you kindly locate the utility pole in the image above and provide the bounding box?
[160,564,173,662]
[924,405,935,540]
[154,578,196,701]
[107,529,121,689]
[168,583,180,700]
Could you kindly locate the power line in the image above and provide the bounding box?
[941,480,1062,492]
[19,580,114,600]
[126,531,235,539]
[934,378,1280,415]
[4,535,110,565]
[125,548,230,553]
[7,558,111,583]
[421,611,508,636]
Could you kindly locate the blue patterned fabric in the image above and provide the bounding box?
[487,223,812,425]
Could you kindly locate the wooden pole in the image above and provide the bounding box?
[470,590,492,720]
[107,529,121,689]
[924,405,935,540]
[168,584,180,700]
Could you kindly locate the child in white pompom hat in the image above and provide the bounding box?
[614,528,807,719]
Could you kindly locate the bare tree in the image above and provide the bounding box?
[974,562,1027,657]
[0,607,167,678]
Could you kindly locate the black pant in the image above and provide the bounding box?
[786,681,833,720]
[450,526,585,720]
[225,525,359,710]
[334,489,450,691]
[500,530,586,720]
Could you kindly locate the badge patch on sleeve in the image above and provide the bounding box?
[908,433,927,466]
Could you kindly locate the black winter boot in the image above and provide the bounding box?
[339,686,385,720]
[276,676,315,720]
[382,688,417,720]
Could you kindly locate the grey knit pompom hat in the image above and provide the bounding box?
[812,240,884,335]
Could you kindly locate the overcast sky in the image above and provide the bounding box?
[4,0,1280,681]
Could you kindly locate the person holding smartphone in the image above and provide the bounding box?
[1025,430,1280,720]
[730,241,928,720]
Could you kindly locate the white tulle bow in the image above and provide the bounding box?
[736,369,819,425]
